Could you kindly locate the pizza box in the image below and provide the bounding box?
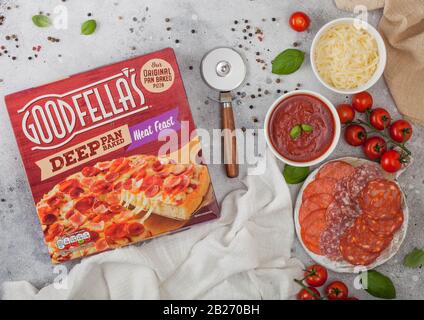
[5,48,220,264]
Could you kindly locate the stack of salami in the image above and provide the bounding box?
[299,160,404,266]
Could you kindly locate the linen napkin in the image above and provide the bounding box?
[1,149,303,300]
[335,0,424,125]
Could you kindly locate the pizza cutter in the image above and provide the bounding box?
[201,47,247,178]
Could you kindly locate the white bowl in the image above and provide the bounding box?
[264,90,341,167]
[310,18,387,94]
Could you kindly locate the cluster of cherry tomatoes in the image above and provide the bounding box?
[296,264,357,300]
[337,91,413,173]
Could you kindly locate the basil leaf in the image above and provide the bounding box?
[283,165,310,185]
[361,270,396,299]
[301,124,313,133]
[81,19,97,35]
[32,15,51,28]
[404,248,424,268]
[290,125,301,139]
[272,49,305,75]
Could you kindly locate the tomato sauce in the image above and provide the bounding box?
[268,94,335,162]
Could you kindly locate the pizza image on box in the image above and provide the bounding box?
[5,48,220,263]
[38,153,211,263]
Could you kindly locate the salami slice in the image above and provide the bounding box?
[339,235,379,266]
[320,202,357,261]
[299,193,334,224]
[365,211,404,237]
[301,209,326,235]
[346,164,383,200]
[302,236,322,255]
[301,209,327,256]
[333,176,354,207]
[359,179,402,219]
[316,161,355,180]
[303,177,337,200]
[320,228,343,260]
[346,216,393,253]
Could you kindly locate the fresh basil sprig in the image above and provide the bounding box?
[81,19,97,35]
[404,248,424,268]
[290,124,313,139]
[272,49,305,75]
[290,125,302,139]
[283,165,310,185]
[301,124,313,133]
[32,15,52,28]
[361,270,396,299]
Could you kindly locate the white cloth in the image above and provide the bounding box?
[1,150,303,300]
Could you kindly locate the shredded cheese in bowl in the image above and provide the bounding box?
[313,22,380,91]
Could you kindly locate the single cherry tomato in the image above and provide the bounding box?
[370,107,391,130]
[380,150,402,173]
[389,119,413,143]
[363,137,387,160]
[297,287,321,300]
[289,11,310,32]
[336,104,355,124]
[304,264,328,287]
[352,91,373,112]
[325,281,348,300]
[344,124,367,146]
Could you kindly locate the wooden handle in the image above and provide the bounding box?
[222,104,239,178]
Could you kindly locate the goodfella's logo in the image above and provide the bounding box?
[18,68,148,151]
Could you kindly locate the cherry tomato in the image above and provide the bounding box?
[289,12,310,32]
[380,150,402,173]
[336,104,355,124]
[344,124,367,146]
[325,281,348,300]
[352,91,373,112]
[297,287,321,300]
[363,137,387,160]
[370,107,391,130]
[389,119,413,143]
[304,264,328,287]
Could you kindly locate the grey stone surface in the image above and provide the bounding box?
[0,0,422,299]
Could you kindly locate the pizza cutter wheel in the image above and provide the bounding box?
[201,47,247,178]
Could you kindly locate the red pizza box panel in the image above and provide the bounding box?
[5,47,220,263]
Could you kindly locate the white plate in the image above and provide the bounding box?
[294,157,408,273]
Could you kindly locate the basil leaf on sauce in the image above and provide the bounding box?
[361,270,396,299]
[81,19,97,35]
[272,49,305,75]
[283,165,310,185]
[404,248,424,268]
[32,15,51,28]
[301,124,313,133]
[290,125,302,139]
